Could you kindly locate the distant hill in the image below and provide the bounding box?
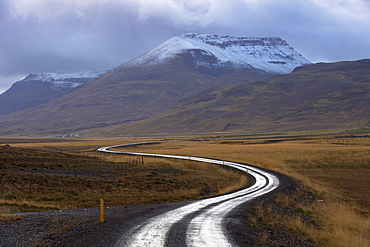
[0,33,310,136]
[102,59,370,136]
[0,70,109,116]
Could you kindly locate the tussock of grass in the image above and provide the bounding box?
[272,191,369,246]
[0,209,22,221]
[318,200,370,247]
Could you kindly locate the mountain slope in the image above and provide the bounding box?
[0,33,310,136]
[103,59,370,136]
[0,70,108,116]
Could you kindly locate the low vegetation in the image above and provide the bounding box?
[1,133,369,246]
[0,143,248,214]
[112,133,370,247]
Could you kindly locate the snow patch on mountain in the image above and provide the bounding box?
[23,69,110,89]
[126,33,311,74]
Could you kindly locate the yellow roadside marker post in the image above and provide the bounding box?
[100,199,105,223]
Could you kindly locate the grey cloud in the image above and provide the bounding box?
[1,0,370,93]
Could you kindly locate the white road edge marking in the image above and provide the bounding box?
[97,142,279,247]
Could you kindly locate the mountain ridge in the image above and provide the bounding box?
[125,33,311,74]
[0,33,312,136]
[0,69,109,116]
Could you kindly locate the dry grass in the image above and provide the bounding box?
[0,142,248,214]
[111,134,370,246]
[89,152,249,196]
[0,208,21,221]
[5,137,138,152]
[2,134,369,246]
[319,201,370,247]
[272,193,370,247]
[123,138,370,208]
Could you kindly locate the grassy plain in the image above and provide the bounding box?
[111,134,370,246]
[1,133,369,246]
[0,138,248,214]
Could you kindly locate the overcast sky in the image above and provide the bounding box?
[1,0,370,93]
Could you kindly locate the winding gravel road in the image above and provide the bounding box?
[97,142,280,247]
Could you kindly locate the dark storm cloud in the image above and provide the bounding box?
[1,0,369,93]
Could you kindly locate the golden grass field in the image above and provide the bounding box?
[1,133,369,246]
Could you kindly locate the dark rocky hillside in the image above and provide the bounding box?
[0,70,107,116]
[0,79,70,116]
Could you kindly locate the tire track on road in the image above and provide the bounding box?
[98,142,279,247]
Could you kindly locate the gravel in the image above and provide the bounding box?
[1,202,190,247]
[1,171,317,246]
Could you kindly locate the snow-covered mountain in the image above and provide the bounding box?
[0,33,313,136]
[0,69,109,116]
[21,69,110,90]
[126,33,311,74]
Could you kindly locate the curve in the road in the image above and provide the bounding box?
[97,142,279,247]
